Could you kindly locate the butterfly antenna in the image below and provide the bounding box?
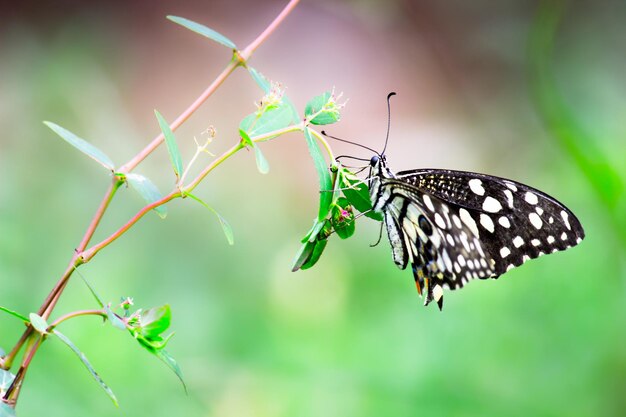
[321,131,380,156]
[381,92,396,156]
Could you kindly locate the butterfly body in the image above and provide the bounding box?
[368,155,585,310]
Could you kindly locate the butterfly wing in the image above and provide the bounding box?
[377,168,585,309]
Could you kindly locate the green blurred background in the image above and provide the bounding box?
[1,1,625,416]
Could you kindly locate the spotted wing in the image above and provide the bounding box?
[379,169,584,309]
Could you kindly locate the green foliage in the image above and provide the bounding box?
[239,129,270,174]
[340,168,382,221]
[185,192,234,245]
[331,197,355,239]
[0,306,29,323]
[154,110,183,181]
[166,16,237,50]
[43,121,115,171]
[52,329,118,406]
[303,128,332,222]
[127,304,186,391]
[28,313,48,335]
[125,173,168,219]
[304,91,342,125]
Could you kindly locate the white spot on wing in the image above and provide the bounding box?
[480,214,495,233]
[513,236,524,248]
[536,207,544,215]
[503,189,514,208]
[482,196,502,213]
[423,194,435,212]
[452,215,462,229]
[561,232,568,241]
[459,208,480,237]
[446,234,455,246]
[522,255,531,263]
[576,237,582,244]
[435,213,447,229]
[525,192,538,205]
[433,284,444,302]
[498,216,511,228]
[547,235,555,244]
[500,247,511,258]
[529,212,543,229]
[469,178,485,196]
[561,210,571,230]
[531,239,541,246]
[457,254,466,267]
[505,182,518,192]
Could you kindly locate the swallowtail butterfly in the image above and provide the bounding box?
[368,157,585,310]
[345,93,585,310]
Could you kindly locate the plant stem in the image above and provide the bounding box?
[49,309,107,329]
[3,1,302,406]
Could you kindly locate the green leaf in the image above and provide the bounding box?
[44,121,115,171]
[293,221,332,271]
[303,128,332,221]
[78,274,104,308]
[0,403,16,417]
[304,92,341,125]
[154,349,187,393]
[248,67,271,93]
[0,369,15,397]
[52,330,118,406]
[239,103,294,138]
[291,240,316,272]
[126,173,168,218]
[340,168,382,221]
[105,306,127,331]
[138,305,171,339]
[29,313,49,334]
[247,68,299,123]
[301,239,328,270]
[167,16,237,49]
[154,110,183,180]
[331,198,356,239]
[0,305,29,323]
[185,192,234,245]
[239,129,269,174]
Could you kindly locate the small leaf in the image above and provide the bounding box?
[292,240,316,272]
[0,402,16,417]
[239,129,269,174]
[44,121,115,171]
[126,173,168,218]
[167,16,237,49]
[154,349,187,392]
[29,313,49,334]
[154,110,183,180]
[52,330,118,407]
[304,92,341,125]
[340,169,382,221]
[78,274,104,308]
[0,369,16,397]
[303,128,332,221]
[248,68,299,123]
[185,192,234,245]
[138,305,171,339]
[301,239,328,270]
[0,305,29,323]
[104,306,127,331]
[248,67,271,93]
[239,103,293,138]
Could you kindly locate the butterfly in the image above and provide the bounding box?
[367,155,585,310]
[328,93,585,310]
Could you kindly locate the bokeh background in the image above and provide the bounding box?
[1,0,625,416]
